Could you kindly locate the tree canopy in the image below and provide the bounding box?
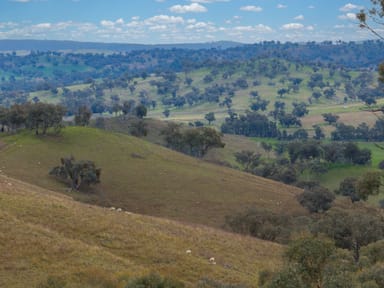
[50,156,101,191]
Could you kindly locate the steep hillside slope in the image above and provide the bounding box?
[0,175,282,287]
[0,127,305,228]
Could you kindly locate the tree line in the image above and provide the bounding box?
[0,102,65,135]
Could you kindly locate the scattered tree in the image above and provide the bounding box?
[285,236,335,288]
[298,186,335,213]
[74,106,92,126]
[234,150,262,172]
[49,156,101,191]
[163,109,170,118]
[205,112,216,125]
[134,104,147,119]
[314,207,384,263]
[322,113,339,125]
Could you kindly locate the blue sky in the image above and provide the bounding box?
[0,0,376,44]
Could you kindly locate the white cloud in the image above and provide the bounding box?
[340,3,363,12]
[294,15,304,21]
[190,0,229,3]
[240,6,262,12]
[169,3,207,13]
[100,20,114,27]
[277,4,287,9]
[149,25,168,31]
[34,23,52,29]
[233,24,272,33]
[116,18,124,25]
[281,23,304,30]
[339,13,357,20]
[186,21,218,33]
[233,26,254,32]
[10,0,31,2]
[145,15,185,24]
[308,5,315,9]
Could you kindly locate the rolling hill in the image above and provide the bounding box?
[0,174,283,287]
[0,39,244,52]
[0,127,305,228]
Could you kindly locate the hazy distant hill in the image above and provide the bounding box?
[0,39,244,52]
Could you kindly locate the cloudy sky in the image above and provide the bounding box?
[0,0,376,44]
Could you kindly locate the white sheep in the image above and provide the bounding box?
[109,207,116,211]
[186,249,192,254]
[116,208,122,212]
[209,257,215,262]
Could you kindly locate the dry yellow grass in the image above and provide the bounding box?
[0,175,283,287]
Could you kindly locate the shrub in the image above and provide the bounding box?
[125,273,184,288]
[197,278,246,288]
[37,276,67,288]
[225,208,291,243]
[359,263,384,288]
[264,267,305,288]
[298,186,335,213]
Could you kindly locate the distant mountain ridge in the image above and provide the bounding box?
[0,39,244,52]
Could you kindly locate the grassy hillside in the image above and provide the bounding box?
[0,127,305,228]
[0,174,283,287]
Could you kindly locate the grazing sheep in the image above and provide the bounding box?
[116,208,122,212]
[109,207,116,211]
[209,257,215,262]
[186,249,192,254]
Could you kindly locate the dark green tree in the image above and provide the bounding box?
[314,207,384,263]
[134,104,147,119]
[298,186,335,213]
[204,112,216,125]
[322,113,339,125]
[27,103,65,135]
[292,102,309,118]
[234,150,262,172]
[264,267,306,288]
[129,119,148,137]
[163,109,170,118]
[335,177,360,202]
[122,99,136,116]
[74,106,92,126]
[313,125,325,140]
[356,171,382,201]
[285,236,335,288]
[50,156,101,191]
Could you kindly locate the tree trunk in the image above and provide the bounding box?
[352,240,360,263]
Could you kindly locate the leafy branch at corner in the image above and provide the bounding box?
[357,1,384,82]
